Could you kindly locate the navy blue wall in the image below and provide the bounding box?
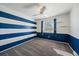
[37,32,69,42]
[67,35,79,55]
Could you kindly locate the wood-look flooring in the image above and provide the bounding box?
[0,38,73,56]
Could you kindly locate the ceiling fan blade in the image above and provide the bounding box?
[40,6,46,14]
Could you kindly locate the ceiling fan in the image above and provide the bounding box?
[33,5,46,16]
[39,6,46,14]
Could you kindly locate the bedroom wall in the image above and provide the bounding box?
[36,12,70,34]
[56,12,70,34]
[0,6,37,52]
[36,12,70,42]
[70,4,79,39]
[69,4,79,55]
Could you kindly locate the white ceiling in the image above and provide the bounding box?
[0,3,73,19]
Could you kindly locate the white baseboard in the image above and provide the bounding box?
[67,43,78,56]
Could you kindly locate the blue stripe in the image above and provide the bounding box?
[37,32,68,42]
[0,36,36,52]
[0,11,36,24]
[0,31,36,40]
[0,23,36,29]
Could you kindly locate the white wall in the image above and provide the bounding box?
[56,12,70,34]
[36,20,41,32]
[36,12,70,34]
[70,4,79,38]
[0,5,35,21]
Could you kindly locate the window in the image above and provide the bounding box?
[44,18,54,33]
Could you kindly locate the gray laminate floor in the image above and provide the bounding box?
[0,38,73,56]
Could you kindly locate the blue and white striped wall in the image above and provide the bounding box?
[0,11,37,52]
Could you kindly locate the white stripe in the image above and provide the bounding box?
[0,17,36,26]
[0,34,36,46]
[0,29,36,35]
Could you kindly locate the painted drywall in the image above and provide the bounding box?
[36,20,41,32]
[69,4,79,55]
[0,5,35,21]
[36,12,70,34]
[0,6,37,52]
[70,4,79,39]
[56,12,70,34]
